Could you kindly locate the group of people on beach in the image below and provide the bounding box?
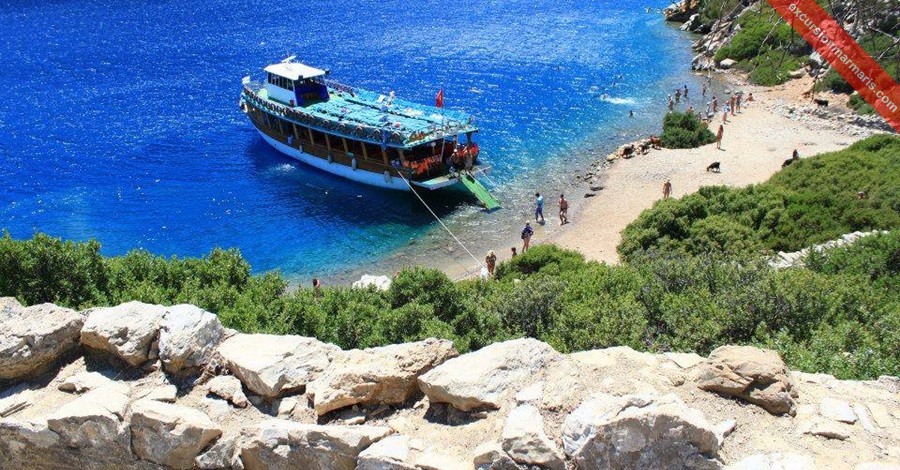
[660,80,759,198]
[481,192,570,279]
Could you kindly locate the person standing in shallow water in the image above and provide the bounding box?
[558,194,569,225]
[534,192,545,223]
[521,221,534,252]
[662,179,672,199]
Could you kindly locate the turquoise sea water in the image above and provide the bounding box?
[0,0,701,282]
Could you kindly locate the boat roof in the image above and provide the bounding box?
[264,62,327,81]
[297,82,478,148]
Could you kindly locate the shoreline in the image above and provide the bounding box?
[550,72,885,265]
[433,71,887,280]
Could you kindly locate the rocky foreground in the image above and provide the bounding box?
[1,298,898,469]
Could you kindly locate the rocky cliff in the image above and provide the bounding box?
[1,298,898,469]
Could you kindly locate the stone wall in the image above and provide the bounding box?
[1,298,898,469]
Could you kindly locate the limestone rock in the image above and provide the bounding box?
[501,404,565,470]
[856,463,900,470]
[195,435,239,469]
[571,345,659,369]
[562,393,721,470]
[417,338,563,411]
[158,304,226,375]
[854,403,879,434]
[803,419,850,440]
[0,301,84,380]
[356,434,417,469]
[58,371,127,394]
[698,345,797,415]
[239,419,392,470]
[207,375,250,408]
[0,417,61,456]
[129,398,223,469]
[473,442,506,468]
[719,58,737,69]
[139,384,178,403]
[216,333,340,398]
[308,338,457,415]
[0,386,33,417]
[724,452,815,470]
[819,397,857,424]
[664,352,706,370]
[81,301,166,367]
[46,385,131,449]
[514,382,543,404]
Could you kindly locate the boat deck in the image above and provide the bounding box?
[251,81,478,149]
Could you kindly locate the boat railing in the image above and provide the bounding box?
[242,81,476,148]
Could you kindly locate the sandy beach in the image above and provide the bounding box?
[523,74,881,265]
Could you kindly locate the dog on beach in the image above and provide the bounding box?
[782,158,796,168]
[706,162,721,173]
[813,98,829,107]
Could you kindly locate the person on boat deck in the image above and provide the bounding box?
[558,194,569,225]
[485,250,497,277]
[534,193,545,223]
[521,222,534,252]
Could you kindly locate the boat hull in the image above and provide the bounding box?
[256,131,413,191]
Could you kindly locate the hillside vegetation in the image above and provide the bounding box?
[700,0,899,89]
[1,135,898,380]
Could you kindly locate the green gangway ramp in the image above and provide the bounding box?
[460,173,501,210]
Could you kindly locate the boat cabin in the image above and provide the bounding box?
[263,62,329,108]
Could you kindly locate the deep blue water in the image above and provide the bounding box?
[0,0,699,282]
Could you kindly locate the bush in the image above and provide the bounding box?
[745,50,803,86]
[660,112,716,149]
[847,93,876,115]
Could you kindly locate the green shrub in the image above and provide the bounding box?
[847,93,876,115]
[388,267,460,322]
[660,112,716,149]
[744,50,803,86]
[493,244,584,280]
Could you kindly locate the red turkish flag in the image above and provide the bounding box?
[435,88,444,108]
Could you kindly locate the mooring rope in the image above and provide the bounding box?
[394,170,485,269]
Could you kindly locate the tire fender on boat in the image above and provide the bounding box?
[384,170,391,183]
[327,154,333,164]
[351,158,357,171]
